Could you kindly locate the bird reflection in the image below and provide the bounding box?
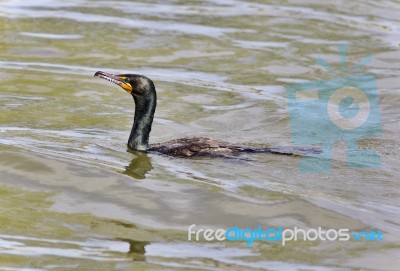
[127,240,149,261]
[122,150,153,179]
[116,238,149,261]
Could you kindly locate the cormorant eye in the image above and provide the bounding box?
[124,78,129,83]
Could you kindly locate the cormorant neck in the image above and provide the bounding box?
[128,91,156,151]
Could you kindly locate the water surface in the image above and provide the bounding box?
[0,0,399,270]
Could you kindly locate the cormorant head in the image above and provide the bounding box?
[94,71,155,96]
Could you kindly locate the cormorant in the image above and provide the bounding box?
[94,71,317,157]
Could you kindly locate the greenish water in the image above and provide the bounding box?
[1,0,400,270]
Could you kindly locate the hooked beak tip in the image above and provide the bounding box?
[94,71,103,77]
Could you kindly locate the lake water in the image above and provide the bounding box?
[0,0,399,270]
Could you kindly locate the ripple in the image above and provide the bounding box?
[0,60,287,103]
[19,32,83,40]
[147,242,339,271]
[0,6,246,38]
[234,40,289,50]
[0,234,129,261]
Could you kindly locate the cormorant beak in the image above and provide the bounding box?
[94,71,133,93]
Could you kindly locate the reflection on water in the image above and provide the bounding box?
[123,151,153,180]
[0,234,129,261]
[1,0,400,270]
[118,238,149,261]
